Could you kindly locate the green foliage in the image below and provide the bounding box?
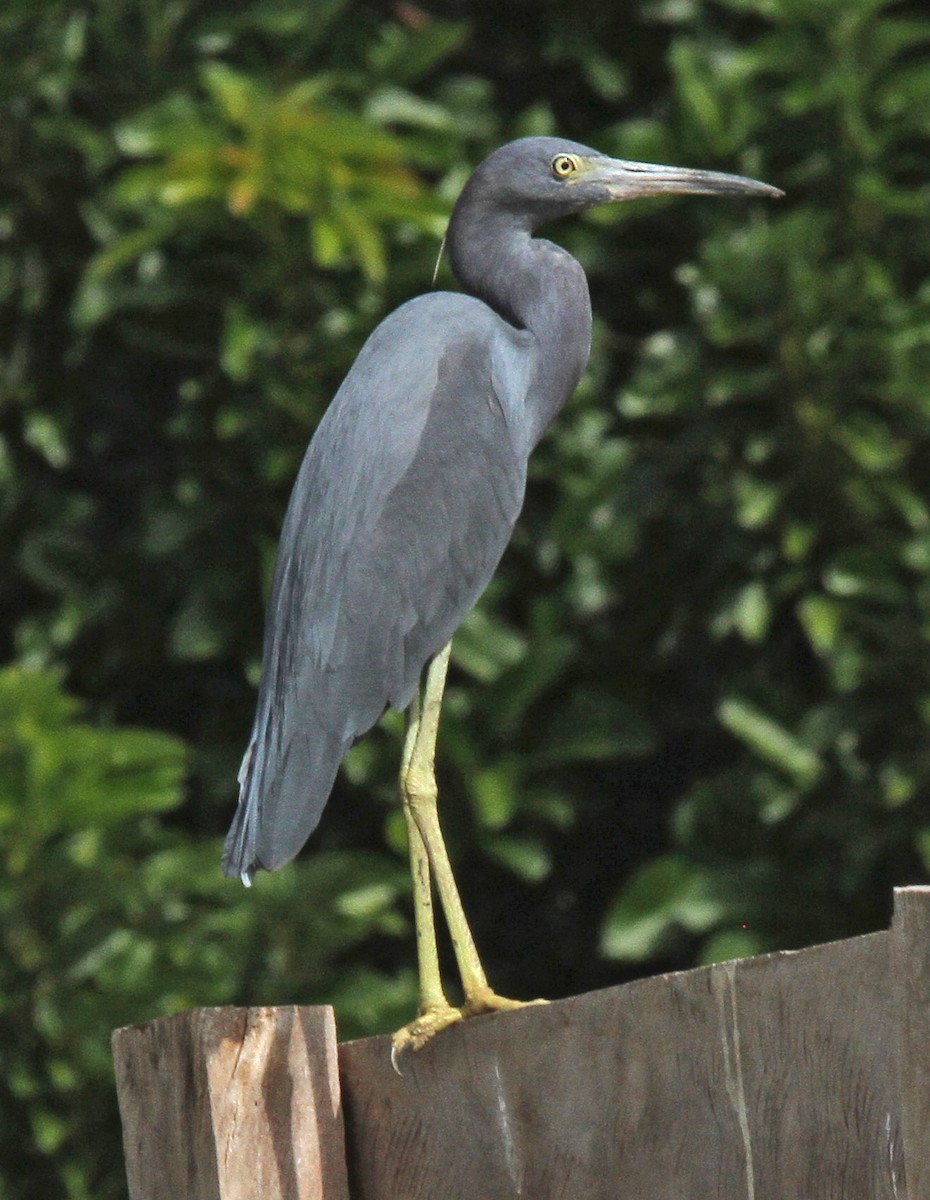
[3,0,930,1194]
[0,666,186,1198]
[0,668,184,843]
[595,0,930,964]
[90,63,448,290]
[0,667,412,1199]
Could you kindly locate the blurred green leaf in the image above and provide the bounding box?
[797,594,842,655]
[368,17,469,84]
[487,834,551,883]
[453,609,526,683]
[699,927,765,964]
[601,857,730,961]
[0,667,185,844]
[718,697,823,785]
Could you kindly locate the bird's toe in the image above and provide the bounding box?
[390,1003,465,1068]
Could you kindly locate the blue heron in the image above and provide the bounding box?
[223,136,781,1052]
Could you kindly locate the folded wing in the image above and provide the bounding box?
[223,293,534,879]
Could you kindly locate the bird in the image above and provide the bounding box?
[223,136,782,1054]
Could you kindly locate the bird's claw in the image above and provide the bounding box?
[391,1003,464,1071]
[390,990,548,1071]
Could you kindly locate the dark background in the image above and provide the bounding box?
[2,0,930,1194]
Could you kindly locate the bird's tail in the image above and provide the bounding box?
[221,731,265,884]
[222,715,349,883]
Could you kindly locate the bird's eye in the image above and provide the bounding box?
[551,154,577,179]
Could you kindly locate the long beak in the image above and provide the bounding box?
[587,157,783,202]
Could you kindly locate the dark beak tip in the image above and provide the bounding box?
[712,181,784,201]
[714,179,784,201]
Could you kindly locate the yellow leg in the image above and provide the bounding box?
[399,684,449,1015]
[392,642,545,1059]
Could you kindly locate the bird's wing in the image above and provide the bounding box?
[224,294,535,877]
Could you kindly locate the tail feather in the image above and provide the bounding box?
[221,730,263,882]
[222,799,258,885]
[222,716,349,882]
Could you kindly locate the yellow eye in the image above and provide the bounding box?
[551,154,577,179]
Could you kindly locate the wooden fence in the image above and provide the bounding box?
[112,884,930,1198]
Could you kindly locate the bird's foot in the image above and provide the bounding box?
[391,989,547,1072]
[460,985,548,1019]
[391,1003,464,1069]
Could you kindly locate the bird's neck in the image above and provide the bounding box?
[447,210,592,449]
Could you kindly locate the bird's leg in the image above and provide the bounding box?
[392,642,544,1058]
[399,686,449,1017]
[404,643,489,998]
[393,645,466,1057]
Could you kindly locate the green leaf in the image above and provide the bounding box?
[452,610,526,683]
[730,580,771,643]
[470,762,520,831]
[822,548,908,605]
[718,696,822,785]
[601,857,729,961]
[221,302,267,381]
[0,667,186,845]
[699,928,766,964]
[200,62,266,126]
[487,835,551,883]
[368,18,469,84]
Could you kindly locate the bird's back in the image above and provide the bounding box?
[223,292,536,880]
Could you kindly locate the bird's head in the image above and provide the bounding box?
[459,136,782,228]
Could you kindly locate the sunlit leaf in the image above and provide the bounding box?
[718,697,822,785]
[601,857,730,961]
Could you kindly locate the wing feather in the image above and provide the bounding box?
[223,294,534,878]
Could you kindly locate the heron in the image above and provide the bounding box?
[223,136,781,1054]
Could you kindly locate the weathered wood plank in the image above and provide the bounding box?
[893,885,930,1200]
[339,931,907,1200]
[112,891,930,1195]
[113,1005,349,1200]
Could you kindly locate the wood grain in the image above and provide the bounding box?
[112,890,930,1196]
[113,1005,349,1200]
[339,932,907,1200]
[893,885,930,1200]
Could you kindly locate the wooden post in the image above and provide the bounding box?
[112,1005,349,1200]
[339,930,906,1200]
[113,890,930,1197]
[893,885,930,1200]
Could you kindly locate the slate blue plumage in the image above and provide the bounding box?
[223,136,781,883]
